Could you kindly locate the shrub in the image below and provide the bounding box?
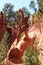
[22,47,39,65]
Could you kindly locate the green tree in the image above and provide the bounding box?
[2,3,15,22]
[22,7,30,17]
[22,47,39,65]
[26,12,30,17]
[22,7,28,16]
[0,31,9,65]
[29,1,37,12]
[37,0,43,11]
[15,9,24,32]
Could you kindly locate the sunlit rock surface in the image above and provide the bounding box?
[5,19,43,65]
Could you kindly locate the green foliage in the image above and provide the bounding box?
[26,12,30,17]
[0,60,5,65]
[8,21,14,26]
[22,7,28,16]
[22,7,30,17]
[37,0,43,11]
[29,1,37,12]
[20,32,25,40]
[0,31,9,64]
[22,7,28,13]
[3,31,10,41]
[22,47,39,65]
[2,3,15,22]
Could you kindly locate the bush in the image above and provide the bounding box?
[0,31,9,64]
[22,47,39,65]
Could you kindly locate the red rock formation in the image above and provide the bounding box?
[0,12,7,41]
[7,9,28,45]
[6,31,33,64]
[5,19,43,65]
[15,9,28,32]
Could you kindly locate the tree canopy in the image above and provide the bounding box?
[29,1,37,12]
[3,3,15,22]
[37,0,43,11]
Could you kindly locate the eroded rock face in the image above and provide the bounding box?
[6,19,43,65]
[6,31,33,64]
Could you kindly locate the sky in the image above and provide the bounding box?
[0,0,38,14]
